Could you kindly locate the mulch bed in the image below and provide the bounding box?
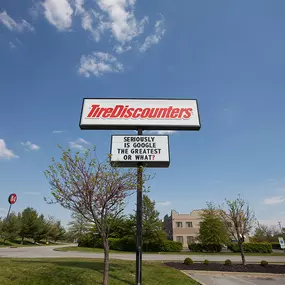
[166,262,285,274]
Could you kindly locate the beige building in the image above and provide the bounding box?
[164,209,203,248]
[164,209,250,248]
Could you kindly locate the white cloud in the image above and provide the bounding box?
[96,0,148,43]
[0,11,35,32]
[156,201,171,206]
[78,51,123,77]
[114,44,132,54]
[0,139,18,159]
[9,42,16,49]
[52,130,63,134]
[21,141,40,151]
[139,17,166,52]
[74,0,85,15]
[69,138,90,149]
[23,192,41,195]
[263,196,285,205]
[146,130,176,135]
[43,0,73,31]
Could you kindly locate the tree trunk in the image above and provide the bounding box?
[103,237,110,285]
[21,236,24,245]
[239,240,246,265]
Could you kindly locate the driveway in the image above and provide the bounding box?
[0,244,285,262]
[184,271,285,285]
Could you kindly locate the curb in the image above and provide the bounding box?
[181,271,207,285]
[183,270,285,278]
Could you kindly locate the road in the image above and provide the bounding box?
[1,244,285,263]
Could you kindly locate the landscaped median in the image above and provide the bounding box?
[0,258,198,285]
[54,246,285,256]
[166,258,285,274]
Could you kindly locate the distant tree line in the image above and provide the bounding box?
[0,207,66,244]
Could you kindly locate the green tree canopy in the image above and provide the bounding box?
[198,202,230,245]
[129,195,166,249]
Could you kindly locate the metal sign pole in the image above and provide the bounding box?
[6,204,12,220]
[136,128,143,285]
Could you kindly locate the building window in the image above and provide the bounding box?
[176,222,183,228]
[186,222,193,228]
[187,236,194,244]
[176,236,183,243]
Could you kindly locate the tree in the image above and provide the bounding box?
[129,195,166,251]
[44,146,141,285]
[198,202,230,246]
[48,220,66,243]
[252,224,280,243]
[33,214,51,243]
[68,212,93,242]
[18,207,39,244]
[2,212,20,243]
[219,195,256,265]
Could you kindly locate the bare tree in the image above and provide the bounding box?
[44,147,144,285]
[219,195,256,265]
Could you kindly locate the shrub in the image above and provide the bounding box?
[227,243,272,253]
[271,242,281,250]
[203,259,209,265]
[157,240,183,252]
[202,243,223,252]
[243,243,272,253]
[184,258,194,265]
[260,260,268,267]
[224,259,232,266]
[111,237,136,252]
[108,238,123,251]
[188,243,203,252]
[78,234,102,248]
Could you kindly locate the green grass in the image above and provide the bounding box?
[0,239,61,248]
[0,258,198,285]
[55,246,285,256]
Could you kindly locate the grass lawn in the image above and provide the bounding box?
[0,239,62,248]
[0,258,198,285]
[55,246,285,256]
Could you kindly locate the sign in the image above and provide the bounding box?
[278,237,285,249]
[110,135,170,167]
[8,193,17,205]
[80,98,200,131]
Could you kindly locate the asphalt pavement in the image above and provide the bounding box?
[1,244,285,263]
[184,271,285,285]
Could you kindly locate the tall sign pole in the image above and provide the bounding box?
[80,98,201,285]
[136,128,143,285]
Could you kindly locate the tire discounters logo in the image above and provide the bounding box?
[80,99,200,130]
[8,193,17,205]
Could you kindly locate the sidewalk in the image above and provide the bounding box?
[183,271,285,285]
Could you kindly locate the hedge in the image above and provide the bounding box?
[271,242,281,250]
[157,240,183,252]
[188,243,203,252]
[79,235,182,252]
[188,243,222,252]
[228,243,272,253]
[78,234,102,248]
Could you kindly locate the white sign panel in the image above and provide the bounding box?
[278,237,285,249]
[110,135,170,168]
[80,98,200,130]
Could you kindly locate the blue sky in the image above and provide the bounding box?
[1,0,285,229]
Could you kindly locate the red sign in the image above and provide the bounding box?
[8,193,17,205]
[87,104,193,119]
